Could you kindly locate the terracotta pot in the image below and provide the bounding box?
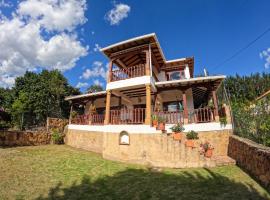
[173,132,182,141]
[205,149,213,158]
[157,122,165,131]
[152,120,158,128]
[185,139,195,148]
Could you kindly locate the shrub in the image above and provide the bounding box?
[219,117,227,127]
[157,116,166,123]
[51,129,64,144]
[170,123,184,133]
[186,130,199,140]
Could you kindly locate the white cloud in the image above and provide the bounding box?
[260,48,270,69]
[18,0,87,32]
[76,81,88,88]
[105,3,130,25]
[80,61,108,80]
[0,0,12,8]
[0,0,88,88]
[93,79,103,86]
[93,43,101,52]
[91,31,95,35]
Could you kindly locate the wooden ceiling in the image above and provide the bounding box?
[102,34,165,70]
[120,87,155,98]
[161,57,194,77]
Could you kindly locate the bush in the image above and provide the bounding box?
[170,123,184,133]
[51,129,64,144]
[186,130,199,140]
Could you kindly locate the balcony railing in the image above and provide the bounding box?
[110,108,145,124]
[155,111,184,124]
[188,107,215,123]
[71,113,105,125]
[111,64,145,82]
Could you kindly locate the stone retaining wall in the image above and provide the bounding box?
[228,135,270,189]
[0,130,51,146]
[66,128,232,168]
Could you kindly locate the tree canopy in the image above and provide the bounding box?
[87,84,104,93]
[0,70,80,130]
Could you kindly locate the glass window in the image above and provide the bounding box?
[168,71,185,80]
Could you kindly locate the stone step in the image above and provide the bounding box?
[212,155,236,166]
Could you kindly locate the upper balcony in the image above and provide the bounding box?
[110,64,146,82]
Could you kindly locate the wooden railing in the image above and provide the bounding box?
[71,114,105,125]
[155,111,184,124]
[111,64,145,82]
[188,107,215,123]
[110,108,145,124]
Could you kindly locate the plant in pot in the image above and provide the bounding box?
[151,114,158,128]
[200,141,214,158]
[157,116,166,131]
[185,130,199,148]
[170,123,185,141]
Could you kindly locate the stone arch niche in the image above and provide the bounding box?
[119,131,130,145]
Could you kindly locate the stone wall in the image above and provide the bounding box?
[66,128,232,168]
[228,135,270,189]
[65,129,103,153]
[0,130,51,147]
[46,117,69,132]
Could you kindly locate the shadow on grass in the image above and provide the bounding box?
[36,168,269,200]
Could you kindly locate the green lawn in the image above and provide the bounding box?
[0,145,269,200]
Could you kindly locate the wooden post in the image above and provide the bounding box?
[182,91,188,124]
[104,90,111,125]
[212,90,219,122]
[145,84,152,125]
[69,103,73,124]
[108,60,113,83]
[145,50,150,76]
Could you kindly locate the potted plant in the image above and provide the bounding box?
[200,142,214,158]
[219,116,227,127]
[157,116,166,131]
[151,114,158,128]
[185,130,199,148]
[170,123,185,141]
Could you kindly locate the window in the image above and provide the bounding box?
[164,101,183,112]
[168,71,185,80]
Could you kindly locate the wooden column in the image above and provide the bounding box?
[145,84,152,125]
[104,90,111,125]
[212,90,219,122]
[69,102,73,124]
[182,91,188,124]
[145,50,150,76]
[108,60,113,83]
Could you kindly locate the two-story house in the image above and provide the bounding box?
[66,33,230,131]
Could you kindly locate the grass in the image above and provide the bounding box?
[0,145,269,200]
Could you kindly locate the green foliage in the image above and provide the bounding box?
[186,130,199,140]
[224,73,270,147]
[51,129,64,144]
[170,123,185,133]
[0,70,80,130]
[219,117,227,127]
[151,114,158,121]
[157,116,166,123]
[87,84,103,93]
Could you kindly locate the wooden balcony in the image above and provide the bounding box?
[188,107,216,123]
[110,108,145,124]
[110,64,145,82]
[155,111,184,124]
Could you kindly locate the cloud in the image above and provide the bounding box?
[105,3,130,25]
[93,43,101,52]
[93,79,103,86]
[0,0,12,8]
[259,48,270,69]
[18,0,87,32]
[0,0,88,88]
[76,81,89,88]
[80,61,108,80]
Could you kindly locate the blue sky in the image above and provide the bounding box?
[0,0,270,91]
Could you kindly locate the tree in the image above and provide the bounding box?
[7,70,80,129]
[87,84,103,93]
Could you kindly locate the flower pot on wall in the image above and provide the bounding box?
[205,149,213,158]
[157,122,165,131]
[152,120,158,128]
[185,139,196,148]
[172,132,183,141]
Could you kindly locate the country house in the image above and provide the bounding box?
[65,33,234,168]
